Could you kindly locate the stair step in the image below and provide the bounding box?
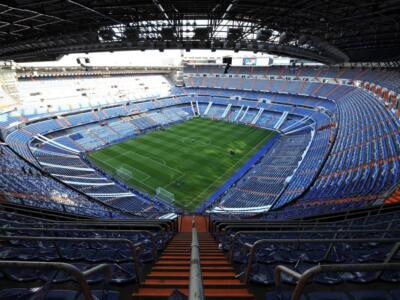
[152,266,234,271]
[165,246,221,251]
[147,271,237,278]
[165,248,221,250]
[160,255,225,260]
[143,278,245,287]
[155,260,230,266]
[154,261,191,266]
[170,239,216,242]
[164,249,220,252]
[166,246,219,249]
[163,249,222,253]
[172,240,215,242]
[133,288,254,299]
[162,253,223,256]
[133,222,254,300]
[204,288,254,299]
[168,243,218,246]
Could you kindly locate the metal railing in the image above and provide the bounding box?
[227,228,400,262]
[244,238,400,283]
[0,227,159,261]
[209,204,400,233]
[0,235,143,282]
[189,217,204,300]
[0,261,112,300]
[211,218,397,234]
[274,262,400,300]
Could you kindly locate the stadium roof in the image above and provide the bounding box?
[1,0,400,64]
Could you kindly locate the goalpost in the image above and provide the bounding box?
[156,187,175,204]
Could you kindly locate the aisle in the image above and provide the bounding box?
[132,215,254,299]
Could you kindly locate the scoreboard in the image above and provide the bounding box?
[242,57,257,65]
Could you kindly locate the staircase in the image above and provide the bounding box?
[0,67,21,107]
[133,216,254,299]
[386,189,400,204]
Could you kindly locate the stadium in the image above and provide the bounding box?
[0,1,400,299]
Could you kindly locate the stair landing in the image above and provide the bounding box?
[179,215,208,232]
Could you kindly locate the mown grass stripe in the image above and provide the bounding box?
[88,118,275,210]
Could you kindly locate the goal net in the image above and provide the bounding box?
[156,187,175,204]
[116,166,133,181]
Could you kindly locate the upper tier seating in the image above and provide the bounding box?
[185,74,400,216]
[185,64,394,85]
[0,75,172,130]
[0,145,120,218]
[302,89,400,202]
[2,66,399,217]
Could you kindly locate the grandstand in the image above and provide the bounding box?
[0,1,400,299]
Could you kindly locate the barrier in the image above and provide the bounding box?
[189,217,204,300]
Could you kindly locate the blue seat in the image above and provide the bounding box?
[3,267,42,282]
[265,290,306,300]
[80,249,120,263]
[89,290,120,300]
[110,263,138,284]
[380,271,400,283]
[40,263,89,284]
[0,247,17,259]
[0,289,119,300]
[59,248,85,261]
[37,248,60,261]
[109,249,142,263]
[390,289,400,299]
[351,290,394,300]
[250,264,275,285]
[347,271,377,284]
[307,291,351,300]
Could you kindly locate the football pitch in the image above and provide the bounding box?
[88,118,275,211]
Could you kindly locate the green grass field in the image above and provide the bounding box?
[88,118,275,211]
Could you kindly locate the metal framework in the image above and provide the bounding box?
[0,1,399,63]
[275,262,400,300]
[189,217,204,300]
[244,239,400,283]
[0,261,112,300]
[0,235,144,282]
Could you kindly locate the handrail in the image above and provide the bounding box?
[47,220,176,232]
[0,261,112,300]
[3,219,170,246]
[227,228,400,262]
[16,218,175,226]
[0,235,143,282]
[210,209,400,233]
[189,217,204,300]
[244,238,400,283]
[7,221,165,230]
[0,227,158,261]
[274,262,400,300]
[213,218,399,234]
